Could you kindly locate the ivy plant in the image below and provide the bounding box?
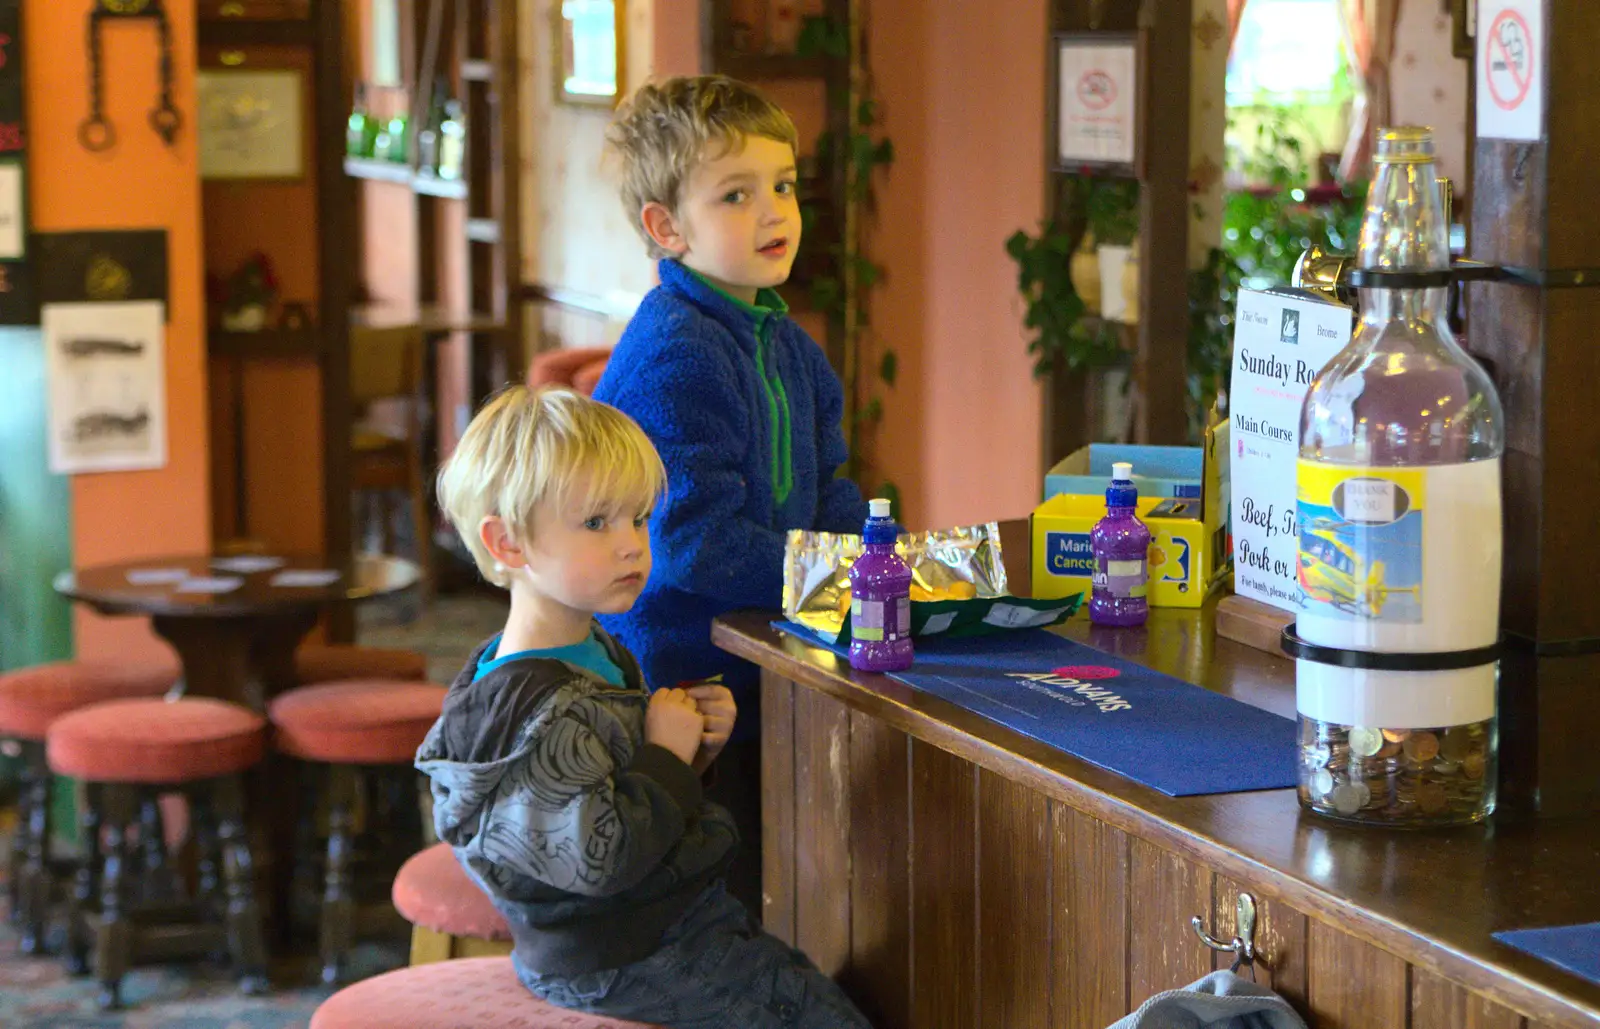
[798,15,897,497]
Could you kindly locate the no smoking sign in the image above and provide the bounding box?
[1477,1,1542,141]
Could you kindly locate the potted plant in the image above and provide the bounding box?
[215,252,280,332]
[1086,178,1140,323]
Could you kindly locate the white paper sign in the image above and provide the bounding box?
[1057,39,1137,167]
[0,163,24,260]
[1476,0,1542,142]
[44,301,168,475]
[1228,289,1351,613]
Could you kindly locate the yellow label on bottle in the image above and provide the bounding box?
[1295,462,1425,624]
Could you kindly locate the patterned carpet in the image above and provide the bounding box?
[0,592,508,1028]
[356,589,508,685]
[0,902,406,1029]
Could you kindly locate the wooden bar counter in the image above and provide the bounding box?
[713,579,1600,1027]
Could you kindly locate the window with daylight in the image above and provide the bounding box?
[1225,0,1355,188]
[1227,0,1351,105]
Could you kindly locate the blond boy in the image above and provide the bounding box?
[595,76,867,915]
[415,386,870,1027]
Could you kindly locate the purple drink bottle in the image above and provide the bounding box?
[1089,462,1152,627]
[848,498,914,672]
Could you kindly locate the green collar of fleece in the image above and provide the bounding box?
[686,268,793,507]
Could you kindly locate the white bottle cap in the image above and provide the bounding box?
[868,498,892,518]
[1112,462,1133,482]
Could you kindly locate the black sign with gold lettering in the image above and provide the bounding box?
[36,230,169,313]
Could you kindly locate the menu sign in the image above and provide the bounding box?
[1228,288,1350,613]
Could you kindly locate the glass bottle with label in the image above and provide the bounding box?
[1292,127,1504,827]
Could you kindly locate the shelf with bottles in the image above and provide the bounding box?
[198,0,312,45]
[345,79,468,199]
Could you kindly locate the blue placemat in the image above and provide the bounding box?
[775,621,1297,797]
[1495,923,1600,987]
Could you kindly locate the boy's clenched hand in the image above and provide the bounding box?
[687,683,737,775]
[646,688,705,766]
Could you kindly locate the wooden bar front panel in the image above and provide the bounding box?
[761,675,1576,1029]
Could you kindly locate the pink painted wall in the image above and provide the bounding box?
[652,0,704,79]
[864,0,1047,531]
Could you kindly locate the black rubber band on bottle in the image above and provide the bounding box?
[1281,624,1501,671]
[1346,269,1459,289]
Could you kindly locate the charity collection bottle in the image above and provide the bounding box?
[848,499,914,673]
[1291,127,1504,827]
[1089,462,1152,628]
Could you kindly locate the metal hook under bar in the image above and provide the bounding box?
[1191,892,1258,968]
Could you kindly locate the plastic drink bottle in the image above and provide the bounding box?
[848,499,914,672]
[1089,462,1152,627]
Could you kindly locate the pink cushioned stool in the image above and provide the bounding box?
[295,643,430,685]
[267,678,447,984]
[0,658,180,954]
[392,842,511,964]
[45,697,269,1009]
[310,956,660,1029]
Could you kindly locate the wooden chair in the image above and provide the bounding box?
[349,324,432,600]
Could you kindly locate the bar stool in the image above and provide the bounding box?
[391,842,511,965]
[295,643,429,685]
[310,956,662,1029]
[267,678,447,984]
[46,696,270,1009]
[0,658,180,953]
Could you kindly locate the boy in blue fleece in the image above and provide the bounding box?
[595,75,868,911]
[419,385,871,1028]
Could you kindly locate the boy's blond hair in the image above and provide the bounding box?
[437,386,667,587]
[606,75,799,258]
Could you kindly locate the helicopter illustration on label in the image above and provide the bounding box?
[1296,517,1419,619]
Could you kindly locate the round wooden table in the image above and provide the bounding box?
[55,552,420,950]
[55,553,419,711]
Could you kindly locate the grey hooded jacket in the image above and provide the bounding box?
[1108,971,1309,1029]
[414,628,738,976]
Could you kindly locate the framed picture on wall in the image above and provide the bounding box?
[555,0,626,107]
[196,69,305,180]
[1053,33,1140,175]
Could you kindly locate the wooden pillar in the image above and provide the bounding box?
[1133,0,1190,445]
[1467,0,1600,816]
[1043,0,1191,463]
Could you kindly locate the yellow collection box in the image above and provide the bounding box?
[1031,419,1231,609]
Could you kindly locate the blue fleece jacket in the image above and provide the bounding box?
[594,260,866,728]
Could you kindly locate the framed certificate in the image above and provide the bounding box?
[196,69,305,180]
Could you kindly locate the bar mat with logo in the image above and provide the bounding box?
[1494,923,1600,987]
[774,621,1297,796]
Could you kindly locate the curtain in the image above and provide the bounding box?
[1227,0,1249,53]
[1337,0,1403,181]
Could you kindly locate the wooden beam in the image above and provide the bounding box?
[1132,0,1190,444]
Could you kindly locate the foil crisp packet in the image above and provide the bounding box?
[784,522,1009,638]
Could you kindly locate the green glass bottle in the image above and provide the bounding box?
[383,112,409,164]
[346,83,377,158]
